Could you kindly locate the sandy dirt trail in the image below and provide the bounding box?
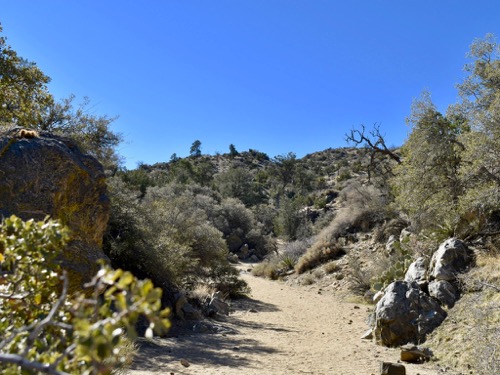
[130,267,444,375]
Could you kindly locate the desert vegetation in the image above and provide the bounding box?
[1,22,499,375]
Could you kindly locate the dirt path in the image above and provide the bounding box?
[130,267,444,375]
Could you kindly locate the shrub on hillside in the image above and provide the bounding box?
[252,238,315,279]
[274,195,312,240]
[295,182,391,274]
[104,180,249,299]
[339,181,391,222]
[252,260,281,280]
[251,204,277,235]
[214,167,267,206]
[207,198,273,258]
[295,237,345,274]
[141,188,234,287]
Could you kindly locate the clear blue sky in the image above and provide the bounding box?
[2,1,499,169]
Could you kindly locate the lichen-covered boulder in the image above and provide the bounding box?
[428,238,471,281]
[428,280,458,308]
[404,257,428,285]
[373,281,447,347]
[0,127,110,288]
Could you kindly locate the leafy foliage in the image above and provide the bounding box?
[391,92,465,232]
[388,35,500,240]
[0,216,170,375]
[0,26,121,171]
[39,95,122,171]
[454,34,500,232]
[0,25,53,128]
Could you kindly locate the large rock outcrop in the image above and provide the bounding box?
[428,238,471,281]
[373,281,447,347]
[0,127,110,288]
[371,238,473,347]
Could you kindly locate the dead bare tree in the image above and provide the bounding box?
[346,124,401,181]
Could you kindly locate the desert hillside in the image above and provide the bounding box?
[0,24,499,375]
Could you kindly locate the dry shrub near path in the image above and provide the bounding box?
[129,266,450,375]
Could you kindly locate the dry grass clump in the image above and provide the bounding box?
[109,336,138,375]
[295,239,345,274]
[295,207,371,274]
[300,273,316,285]
[347,256,373,296]
[189,284,218,305]
[296,181,392,275]
[372,217,409,243]
[252,237,315,279]
[312,268,324,279]
[323,261,340,274]
[426,253,499,375]
[339,181,391,220]
[251,259,281,280]
[347,247,395,296]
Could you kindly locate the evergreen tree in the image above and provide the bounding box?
[229,143,239,157]
[455,34,500,225]
[391,92,466,231]
[190,140,202,157]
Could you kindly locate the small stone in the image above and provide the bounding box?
[361,329,373,340]
[180,359,190,367]
[354,305,360,309]
[400,344,432,363]
[380,362,405,375]
[249,308,258,313]
[192,323,209,333]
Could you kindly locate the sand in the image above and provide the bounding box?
[129,266,448,375]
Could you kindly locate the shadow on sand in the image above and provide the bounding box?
[131,295,285,372]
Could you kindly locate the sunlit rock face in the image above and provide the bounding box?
[0,127,110,288]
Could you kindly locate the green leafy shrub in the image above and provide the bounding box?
[337,168,352,182]
[208,198,273,258]
[274,195,311,240]
[0,215,170,374]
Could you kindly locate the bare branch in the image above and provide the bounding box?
[346,124,401,181]
[477,281,500,292]
[346,124,401,164]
